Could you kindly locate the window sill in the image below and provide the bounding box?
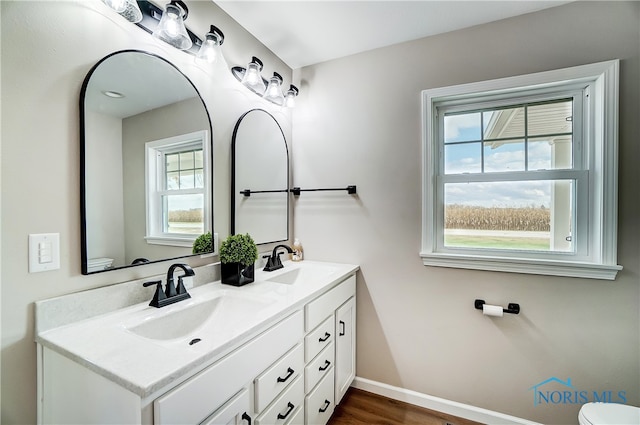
[145,236,195,248]
[420,252,622,280]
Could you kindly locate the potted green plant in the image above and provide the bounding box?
[192,232,213,254]
[219,233,258,286]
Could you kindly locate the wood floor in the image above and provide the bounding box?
[328,388,483,425]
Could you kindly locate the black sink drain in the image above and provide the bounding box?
[189,338,202,345]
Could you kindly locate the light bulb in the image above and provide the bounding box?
[263,72,285,106]
[285,85,299,108]
[241,57,267,95]
[102,0,127,13]
[196,26,224,64]
[153,2,192,50]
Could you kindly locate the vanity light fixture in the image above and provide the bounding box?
[232,58,300,106]
[263,72,285,105]
[234,57,267,95]
[285,85,299,108]
[195,25,224,64]
[102,0,142,22]
[152,0,192,50]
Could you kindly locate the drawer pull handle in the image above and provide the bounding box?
[339,320,346,336]
[319,399,331,413]
[276,367,295,383]
[319,360,331,371]
[277,402,295,420]
[242,412,252,425]
[319,332,331,342]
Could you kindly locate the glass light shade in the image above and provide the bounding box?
[263,73,285,106]
[153,3,192,50]
[241,59,267,95]
[196,28,223,64]
[102,0,127,13]
[285,85,299,108]
[120,0,142,23]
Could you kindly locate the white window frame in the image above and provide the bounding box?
[421,60,621,280]
[145,130,211,247]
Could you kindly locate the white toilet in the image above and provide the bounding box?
[578,402,640,425]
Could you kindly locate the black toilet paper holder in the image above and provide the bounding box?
[474,299,520,315]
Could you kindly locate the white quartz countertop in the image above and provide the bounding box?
[36,260,358,398]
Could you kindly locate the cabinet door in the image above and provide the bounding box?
[335,296,356,404]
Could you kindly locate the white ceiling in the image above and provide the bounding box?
[215,1,573,69]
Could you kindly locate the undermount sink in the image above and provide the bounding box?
[266,264,339,285]
[125,293,270,341]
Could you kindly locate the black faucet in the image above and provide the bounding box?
[142,263,194,308]
[263,244,294,272]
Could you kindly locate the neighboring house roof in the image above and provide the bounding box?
[484,100,572,148]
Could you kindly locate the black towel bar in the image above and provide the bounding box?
[291,185,356,196]
[240,189,288,197]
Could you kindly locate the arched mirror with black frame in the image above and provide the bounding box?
[231,109,289,244]
[80,50,214,274]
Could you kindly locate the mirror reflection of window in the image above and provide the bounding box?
[145,131,210,246]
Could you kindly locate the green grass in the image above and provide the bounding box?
[444,235,550,251]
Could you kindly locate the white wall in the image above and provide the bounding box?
[0,1,292,423]
[292,2,640,424]
[85,110,126,265]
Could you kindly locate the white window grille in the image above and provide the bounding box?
[145,130,211,247]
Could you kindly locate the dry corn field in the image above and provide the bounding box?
[445,205,550,232]
[168,209,203,223]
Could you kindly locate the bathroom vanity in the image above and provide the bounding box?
[35,261,358,425]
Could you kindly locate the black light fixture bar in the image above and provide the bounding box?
[134,0,203,55]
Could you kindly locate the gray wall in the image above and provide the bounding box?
[0,1,292,422]
[122,97,209,265]
[292,2,639,424]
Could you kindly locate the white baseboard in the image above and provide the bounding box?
[351,377,541,425]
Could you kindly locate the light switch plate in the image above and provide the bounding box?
[29,233,60,273]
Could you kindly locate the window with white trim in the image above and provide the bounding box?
[145,130,211,247]
[421,61,621,280]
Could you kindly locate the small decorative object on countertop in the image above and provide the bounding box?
[292,238,303,262]
[220,233,258,286]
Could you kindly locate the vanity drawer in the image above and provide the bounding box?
[304,367,335,425]
[154,310,303,425]
[305,342,334,393]
[305,316,334,362]
[255,343,304,412]
[285,405,304,425]
[305,274,355,332]
[200,388,250,425]
[255,375,304,425]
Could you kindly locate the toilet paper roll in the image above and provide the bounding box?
[482,304,504,317]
